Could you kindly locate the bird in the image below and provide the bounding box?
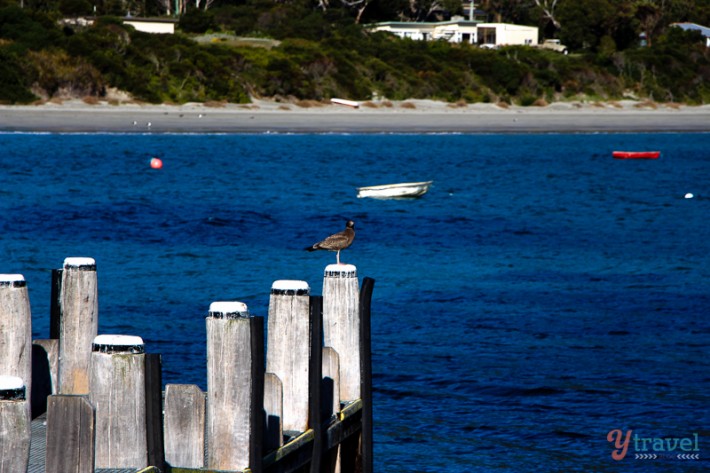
[305,220,355,265]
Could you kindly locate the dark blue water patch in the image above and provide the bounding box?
[2,132,709,472]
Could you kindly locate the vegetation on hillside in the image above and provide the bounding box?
[0,0,708,105]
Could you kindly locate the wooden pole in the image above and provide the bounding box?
[45,394,95,473]
[266,280,311,434]
[359,277,375,473]
[206,302,264,473]
[0,376,30,473]
[89,334,147,469]
[59,257,98,394]
[322,264,360,401]
[164,384,205,468]
[0,274,32,414]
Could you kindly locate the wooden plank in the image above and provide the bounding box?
[58,258,98,394]
[322,264,360,401]
[45,394,95,473]
[0,376,30,473]
[89,334,147,468]
[266,280,311,433]
[145,353,165,471]
[0,274,33,412]
[206,302,264,473]
[264,373,284,452]
[164,384,206,468]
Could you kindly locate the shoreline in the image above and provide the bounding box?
[1,99,709,134]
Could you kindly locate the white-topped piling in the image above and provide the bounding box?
[0,274,32,411]
[266,280,311,433]
[206,302,264,472]
[89,334,147,469]
[322,264,361,401]
[59,257,99,394]
[0,375,31,473]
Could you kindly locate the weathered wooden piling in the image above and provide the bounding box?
[267,280,311,434]
[0,375,31,473]
[206,301,264,473]
[164,384,205,468]
[89,334,147,469]
[322,264,360,401]
[0,274,32,410]
[45,394,95,473]
[59,257,98,394]
[10,257,374,473]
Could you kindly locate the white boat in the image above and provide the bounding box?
[331,98,360,108]
[356,181,433,199]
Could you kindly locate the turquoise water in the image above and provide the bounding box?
[1,132,708,471]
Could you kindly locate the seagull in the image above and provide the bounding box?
[305,220,355,265]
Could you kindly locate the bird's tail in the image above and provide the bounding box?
[305,245,317,252]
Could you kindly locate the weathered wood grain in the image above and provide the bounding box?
[206,302,264,472]
[322,264,360,401]
[89,335,147,468]
[267,280,311,433]
[0,275,32,411]
[45,394,95,473]
[0,376,30,473]
[164,384,205,468]
[58,258,98,394]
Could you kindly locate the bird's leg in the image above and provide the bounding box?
[336,250,341,265]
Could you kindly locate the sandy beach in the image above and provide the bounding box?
[1,99,709,133]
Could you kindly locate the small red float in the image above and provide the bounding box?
[150,157,163,169]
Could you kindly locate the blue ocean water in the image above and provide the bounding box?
[1,132,709,472]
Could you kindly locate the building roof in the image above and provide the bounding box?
[671,22,710,38]
[369,19,479,29]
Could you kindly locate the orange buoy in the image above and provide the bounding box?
[150,157,163,169]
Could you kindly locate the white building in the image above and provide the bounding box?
[368,20,538,47]
[123,17,178,34]
[476,23,538,46]
[370,18,479,44]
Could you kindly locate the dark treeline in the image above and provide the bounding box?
[1,0,709,104]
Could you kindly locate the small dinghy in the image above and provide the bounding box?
[356,181,433,199]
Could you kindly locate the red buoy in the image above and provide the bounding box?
[150,157,163,169]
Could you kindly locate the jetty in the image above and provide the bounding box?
[0,258,374,473]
